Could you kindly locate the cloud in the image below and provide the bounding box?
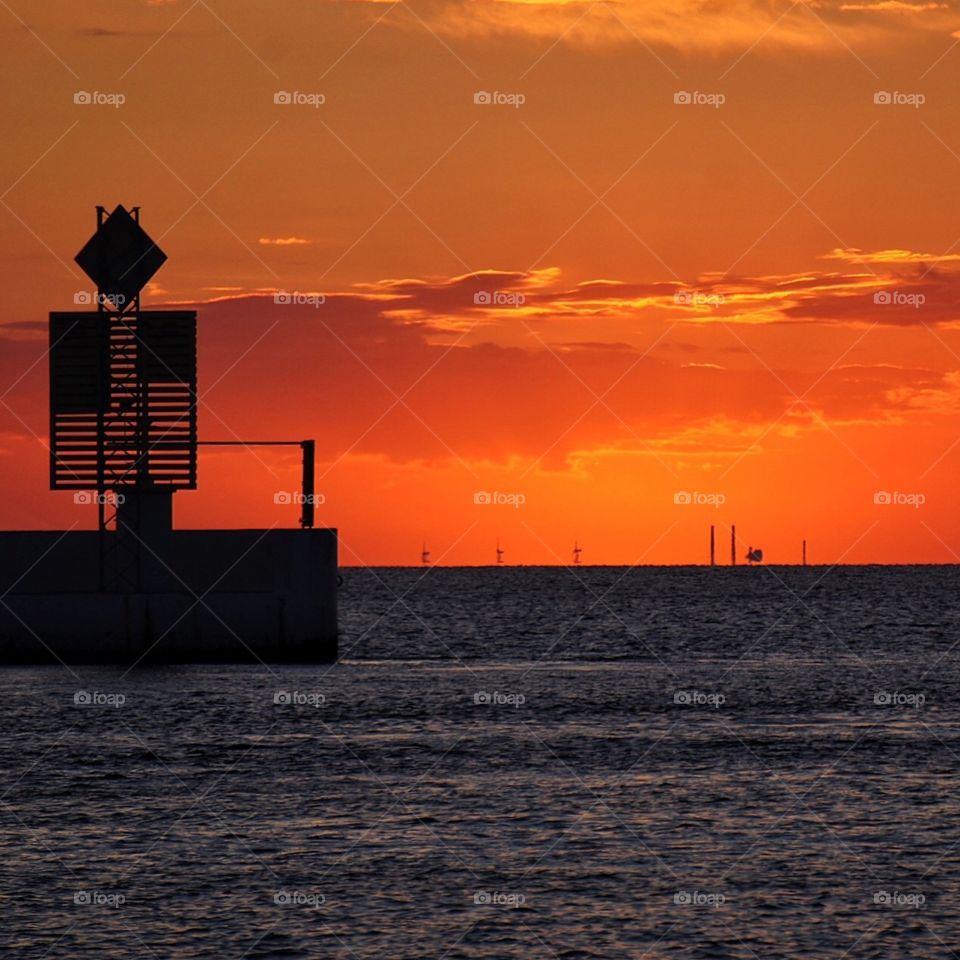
[0,321,47,342]
[258,237,312,246]
[185,291,790,466]
[2,260,957,470]
[824,247,960,265]
[237,258,960,339]
[77,26,129,36]
[359,0,960,52]
[165,262,957,466]
[840,1,947,10]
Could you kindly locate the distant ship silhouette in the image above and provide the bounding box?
[421,541,430,565]
[496,540,504,565]
[746,546,763,564]
[573,541,582,565]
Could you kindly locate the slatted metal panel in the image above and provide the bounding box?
[50,310,197,490]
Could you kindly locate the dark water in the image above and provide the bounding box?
[4,566,960,958]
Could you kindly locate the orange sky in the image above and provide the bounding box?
[3,0,960,564]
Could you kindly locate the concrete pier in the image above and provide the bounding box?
[0,525,338,664]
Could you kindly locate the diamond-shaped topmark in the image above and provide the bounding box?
[75,205,166,309]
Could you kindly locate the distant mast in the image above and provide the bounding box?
[731,525,736,566]
[421,541,430,565]
[802,539,807,566]
[573,541,582,565]
[496,540,504,565]
[710,525,716,566]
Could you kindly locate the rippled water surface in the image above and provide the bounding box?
[4,566,960,958]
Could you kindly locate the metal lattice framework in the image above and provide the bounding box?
[49,206,197,494]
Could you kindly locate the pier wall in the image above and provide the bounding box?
[0,528,337,663]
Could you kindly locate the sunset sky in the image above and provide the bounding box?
[4,0,960,564]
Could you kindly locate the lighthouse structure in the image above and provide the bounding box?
[0,206,338,663]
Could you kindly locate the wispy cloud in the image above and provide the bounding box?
[258,236,312,247]
[840,1,947,11]
[360,0,960,51]
[824,247,960,265]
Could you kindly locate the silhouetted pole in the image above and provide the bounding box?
[731,525,736,566]
[710,525,715,566]
[197,439,317,529]
[300,440,315,529]
[802,539,807,567]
